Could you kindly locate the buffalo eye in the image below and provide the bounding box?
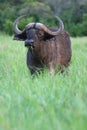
[37,30,44,38]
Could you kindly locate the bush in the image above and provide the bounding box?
[0,1,87,36]
[72,14,87,36]
[81,14,87,35]
[3,20,13,35]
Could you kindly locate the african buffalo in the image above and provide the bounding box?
[13,15,72,74]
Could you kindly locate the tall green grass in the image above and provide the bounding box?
[0,33,87,130]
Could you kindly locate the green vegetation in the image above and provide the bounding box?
[0,34,87,130]
[0,0,87,36]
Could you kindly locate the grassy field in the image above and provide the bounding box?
[0,33,87,130]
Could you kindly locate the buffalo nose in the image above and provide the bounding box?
[25,39,34,46]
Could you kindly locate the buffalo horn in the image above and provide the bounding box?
[35,16,64,36]
[14,15,26,34]
[14,15,64,36]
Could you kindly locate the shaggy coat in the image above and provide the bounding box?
[13,15,72,74]
[26,30,71,74]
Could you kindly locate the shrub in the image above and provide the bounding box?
[73,14,87,36]
[81,14,87,35]
[3,20,13,35]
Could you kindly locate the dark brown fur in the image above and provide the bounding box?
[32,31,72,74]
[14,28,72,74]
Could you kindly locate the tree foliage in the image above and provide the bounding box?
[0,0,87,36]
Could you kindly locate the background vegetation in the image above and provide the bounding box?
[0,33,87,130]
[0,1,87,130]
[0,0,87,36]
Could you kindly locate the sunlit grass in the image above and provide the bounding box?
[0,33,87,130]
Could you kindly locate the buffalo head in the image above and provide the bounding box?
[13,15,64,48]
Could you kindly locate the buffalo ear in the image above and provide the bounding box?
[13,30,27,41]
[43,32,54,41]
